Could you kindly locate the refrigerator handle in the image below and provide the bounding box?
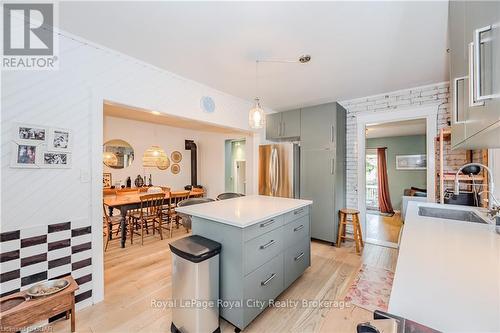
[269,148,275,195]
[274,148,279,194]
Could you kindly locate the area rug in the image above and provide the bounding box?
[344,264,395,313]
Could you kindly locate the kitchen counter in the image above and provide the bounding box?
[176,195,312,227]
[182,195,312,330]
[389,201,500,332]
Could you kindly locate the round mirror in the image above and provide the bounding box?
[103,139,134,169]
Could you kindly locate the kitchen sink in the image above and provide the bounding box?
[418,206,487,224]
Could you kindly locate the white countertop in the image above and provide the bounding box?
[175,195,312,228]
[389,201,500,332]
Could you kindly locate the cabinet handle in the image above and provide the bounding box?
[294,252,305,261]
[260,219,274,228]
[331,125,335,143]
[474,25,500,101]
[468,42,485,107]
[260,239,275,249]
[293,225,304,232]
[330,158,335,175]
[261,273,276,286]
[453,77,466,124]
[294,208,304,215]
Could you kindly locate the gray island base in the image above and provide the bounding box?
[176,195,312,330]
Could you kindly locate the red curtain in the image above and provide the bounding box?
[377,148,394,214]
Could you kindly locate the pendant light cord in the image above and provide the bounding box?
[255,60,259,100]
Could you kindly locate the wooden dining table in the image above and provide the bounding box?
[103,189,202,248]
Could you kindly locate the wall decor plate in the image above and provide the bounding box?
[156,156,170,170]
[171,151,182,163]
[171,163,180,174]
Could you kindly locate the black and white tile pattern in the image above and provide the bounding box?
[0,222,93,309]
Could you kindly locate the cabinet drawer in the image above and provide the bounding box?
[284,237,310,288]
[284,215,309,249]
[244,227,283,275]
[243,253,284,326]
[283,206,309,225]
[243,215,284,242]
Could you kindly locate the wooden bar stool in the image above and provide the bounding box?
[337,208,364,254]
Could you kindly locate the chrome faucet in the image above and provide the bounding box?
[454,163,497,215]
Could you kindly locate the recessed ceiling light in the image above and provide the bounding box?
[151,111,161,116]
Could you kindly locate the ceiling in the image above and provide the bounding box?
[366,119,427,139]
[104,102,250,135]
[59,1,449,111]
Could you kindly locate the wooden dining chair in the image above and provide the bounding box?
[129,193,165,245]
[190,188,204,198]
[162,190,190,237]
[103,204,128,251]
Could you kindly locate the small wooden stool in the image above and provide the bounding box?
[337,208,364,254]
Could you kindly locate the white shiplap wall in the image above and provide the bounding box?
[339,82,453,209]
[1,29,256,232]
[1,27,259,307]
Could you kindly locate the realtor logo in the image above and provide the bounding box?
[2,2,58,70]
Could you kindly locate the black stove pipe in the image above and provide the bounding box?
[185,140,198,189]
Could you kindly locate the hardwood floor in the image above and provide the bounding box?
[366,212,403,244]
[51,228,398,333]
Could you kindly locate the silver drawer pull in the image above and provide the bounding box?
[261,273,276,286]
[260,219,274,228]
[260,240,275,250]
[293,225,304,232]
[294,252,305,261]
[294,208,304,215]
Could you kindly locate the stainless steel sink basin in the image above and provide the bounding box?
[418,206,487,224]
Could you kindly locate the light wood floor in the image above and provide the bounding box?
[366,212,403,244]
[51,227,398,333]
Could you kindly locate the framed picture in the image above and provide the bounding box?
[10,142,40,168]
[14,123,47,143]
[103,173,112,188]
[396,154,427,170]
[48,128,72,151]
[41,152,72,168]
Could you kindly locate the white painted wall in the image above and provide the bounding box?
[103,116,252,198]
[1,24,261,306]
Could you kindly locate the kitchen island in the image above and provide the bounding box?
[389,201,500,332]
[176,195,313,331]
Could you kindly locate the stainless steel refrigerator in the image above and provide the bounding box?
[258,143,300,198]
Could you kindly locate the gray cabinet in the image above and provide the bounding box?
[265,112,282,140]
[265,109,301,140]
[450,1,500,149]
[449,0,468,147]
[300,102,346,243]
[191,206,311,330]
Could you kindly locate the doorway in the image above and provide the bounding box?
[224,139,247,194]
[357,106,438,248]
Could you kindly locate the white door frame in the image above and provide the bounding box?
[356,105,439,240]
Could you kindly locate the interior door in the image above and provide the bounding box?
[466,1,500,139]
[235,160,246,194]
[300,148,335,242]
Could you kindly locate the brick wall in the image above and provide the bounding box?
[339,82,483,210]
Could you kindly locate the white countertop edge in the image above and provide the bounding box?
[176,196,313,228]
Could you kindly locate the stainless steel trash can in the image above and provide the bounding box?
[170,235,221,333]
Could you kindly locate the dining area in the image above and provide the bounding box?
[102,188,245,250]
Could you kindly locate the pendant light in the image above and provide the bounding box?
[248,55,311,129]
[249,60,265,129]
